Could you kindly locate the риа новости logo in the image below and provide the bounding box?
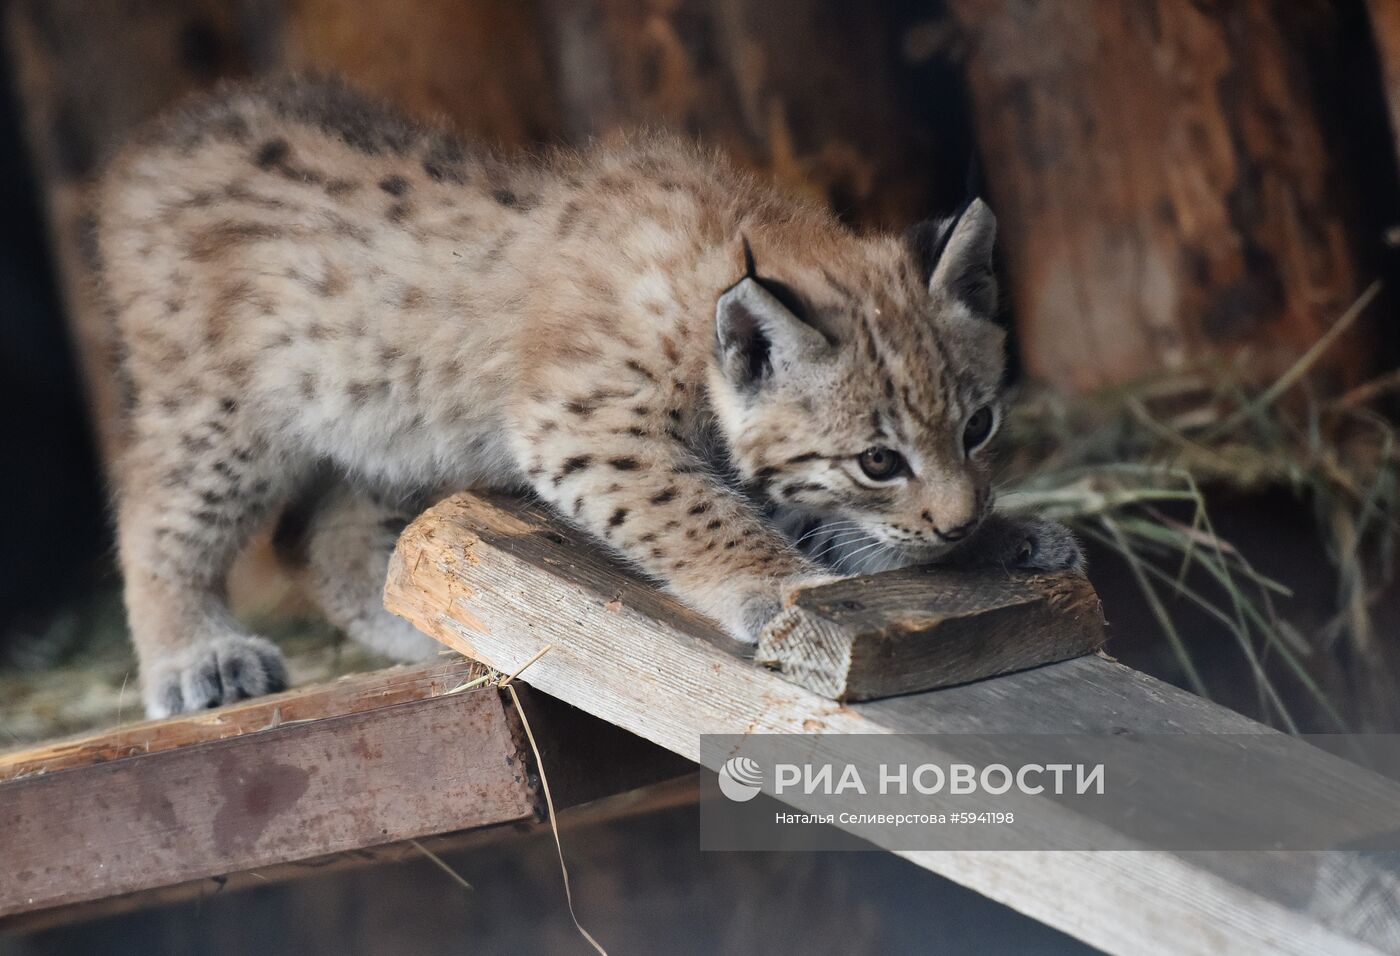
[718,756,763,802]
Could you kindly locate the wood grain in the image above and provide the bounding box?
[0,659,692,921]
[0,659,486,782]
[280,0,561,148]
[385,491,1400,956]
[539,0,945,230]
[944,0,1368,393]
[1,686,534,917]
[760,565,1104,699]
[2,774,700,936]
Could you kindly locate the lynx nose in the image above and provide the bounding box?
[923,481,979,542]
[937,520,976,543]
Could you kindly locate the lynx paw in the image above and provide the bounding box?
[724,574,842,644]
[729,593,783,645]
[145,635,289,717]
[951,514,1084,573]
[1000,518,1084,572]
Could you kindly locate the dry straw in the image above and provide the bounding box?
[998,280,1390,730]
[420,643,609,955]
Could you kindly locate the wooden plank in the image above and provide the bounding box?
[760,566,1103,699]
[0,659,486,782]
[0,659,693,920]
[384,491,1400,956]
[0,684,534,916]
[2,773,701,936]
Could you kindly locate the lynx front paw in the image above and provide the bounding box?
[1010,519,1085,572]
[144,635,290,717]
[948,513,1084,573]
[728,593,783,645]
[971,516,1084,572]
[722,574,843,644]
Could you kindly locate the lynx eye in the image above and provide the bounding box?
[963,405,996,454]
[857,447,906,482]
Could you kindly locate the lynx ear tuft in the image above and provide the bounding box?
[907,198,998,316]
[716,279,773,388]
[716,257,829,391]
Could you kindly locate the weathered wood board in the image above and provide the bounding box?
[385,491,1400,956]
[3,773,700,936]
[0,660,486,782]
[1,680,530,916]
[761,565,1103,699]
[0,660,690,919]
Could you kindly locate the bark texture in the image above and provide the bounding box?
[540,0,943,228]
[946,0,1368,392]
[279,0,561,148]
[1368,0,1400,169]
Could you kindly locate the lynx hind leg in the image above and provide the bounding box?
[298,486,440,662]
[117,404,295,717]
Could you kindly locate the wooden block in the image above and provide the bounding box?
[759,566,1105,699]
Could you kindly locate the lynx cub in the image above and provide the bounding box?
[96,77,1080,717]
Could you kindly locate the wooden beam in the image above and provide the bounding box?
[2,773,700,936]
[385,492,1400,956]
[760,565,1103,699]
[0,660,486,782]
[0,672,530,917]
[0,660,690,918]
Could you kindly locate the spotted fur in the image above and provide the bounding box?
[98,76,1078,717]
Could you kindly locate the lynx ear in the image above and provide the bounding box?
[716,273,828,391]
[907,198,998,316]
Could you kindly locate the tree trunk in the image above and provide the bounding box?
[946,0,1369,393]
[540,0,946,229]
[1367,0,1400,171]
[278,0,561,149]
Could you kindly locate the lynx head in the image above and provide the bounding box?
[708,199,1005,566]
